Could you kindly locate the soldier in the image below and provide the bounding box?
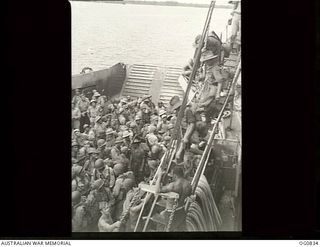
[98,206,121,232]
[78,94,91,132]
[94,116,107,140]
[72,191,88,232]
[86,147,100,175]
[157,109,168,127]
[87,99,99,128]
[122,187,152,232]
[89,179,114,229]
[105,128,116,148]
[73,165,91,196]
[130,139,146,184]
[91,159,115,191]
[72,141,80,160]
[155,166,192,231]
[122,130,132,148]
[72,102,81,130]
[72,89,82,106]
[111,137,123,162]
[112,171,135,221]
[171,99,196,163]
[145,125,158,147]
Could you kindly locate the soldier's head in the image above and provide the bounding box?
[113,163,125,177]
[114,137,123,148]
[100,204,111,216]
[122,131,131,142]
[72,141,79,152]
[72,191,81,206]
[94,158,105,172]
[120,146,129,156]
[73,129,80,137]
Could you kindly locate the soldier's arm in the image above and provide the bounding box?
[160,182,174,193]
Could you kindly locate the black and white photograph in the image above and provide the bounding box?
[71,0,241,232]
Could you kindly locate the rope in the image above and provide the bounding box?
[119,188,141,226]
[165,198,178,232]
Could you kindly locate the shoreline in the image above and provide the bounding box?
[70,0,233,9]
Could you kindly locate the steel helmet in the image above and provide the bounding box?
[94,159,105,170]
[97,139,106,148]
[72,191,81,204]
[113,163,125,176]
[123,178,135,191]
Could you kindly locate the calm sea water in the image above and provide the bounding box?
[71,1,232,75]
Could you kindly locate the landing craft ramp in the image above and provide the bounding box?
[121,64,184,105]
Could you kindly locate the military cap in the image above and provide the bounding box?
[122,130,131,138]
[105,128,115,136]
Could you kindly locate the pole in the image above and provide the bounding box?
[172,1,216,146]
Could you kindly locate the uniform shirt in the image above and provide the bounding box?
[78,98,90,113]
[87,106,98,118]
[72,107,81,120]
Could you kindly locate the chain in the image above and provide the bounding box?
[119,188,141,225]
[165,199,178,232]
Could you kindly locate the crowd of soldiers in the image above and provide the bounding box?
[71,27,237,232]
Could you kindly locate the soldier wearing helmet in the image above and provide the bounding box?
[145,125,158,147]
[122,130,132,148]
[72,191,88,232]
[94,116,107,139]
[92,158,115,189]
[112,171,135,221]
[73,165,91,196]
[111,137,123,162]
